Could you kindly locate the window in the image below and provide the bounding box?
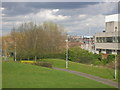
[103,37,106,43]
[106,37,112,43]
[115,27,117,31]
[115,27,117,29]
[96,37,120,43]
[118,37,120,43]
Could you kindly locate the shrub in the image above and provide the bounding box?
[107,55,115,62]
[93,60,103,65]
[20,60,36,64]
[68,46,96,64]
[94,53,101,61]
[34,62,52,68]
[41,52,65,59]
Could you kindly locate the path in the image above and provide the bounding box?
[53,67,120,88]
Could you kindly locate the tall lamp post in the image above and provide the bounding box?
[114,51,117,80]
[114,31,118,80]
[86,23,91,53]
[14,32,17,62]
[13,26,17,62]
[65,34,69,68]
[4,40,7,61]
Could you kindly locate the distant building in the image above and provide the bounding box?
[68,35,95,53]
[68,36,82,42]
[95,14,120,54]
[81,36,95,53]
[68,36,82,47]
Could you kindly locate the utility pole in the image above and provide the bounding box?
[65,34,69,68]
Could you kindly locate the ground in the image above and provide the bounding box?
[2,61,114,88]
[40,58,119,81]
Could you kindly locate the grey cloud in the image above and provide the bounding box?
[2,2,118,36]
[2,2,98,16]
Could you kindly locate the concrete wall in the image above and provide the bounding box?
[94,14,120,54]
[105,21,120,32]
[95,31,119,37]
[95,43,120,50]
[105,14,120,22]
[112,51,117,55]
[105,21,114,32]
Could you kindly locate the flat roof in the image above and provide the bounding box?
[105,14,120,22]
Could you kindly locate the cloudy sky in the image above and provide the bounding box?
[1,2,119,36]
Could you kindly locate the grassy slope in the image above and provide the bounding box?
[40,59,118,81]
[2,62,113,88]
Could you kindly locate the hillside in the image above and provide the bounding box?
[2,61,114,88]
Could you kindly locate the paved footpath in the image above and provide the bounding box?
[53,67,120,88]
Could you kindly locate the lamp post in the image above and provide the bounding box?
[4,40,7,61]
[14,34,17,62]
[13,26,17,62]
[114,52,117,80]
[65,34,69,68]
[114,32,117,80]
[86,23,91,53]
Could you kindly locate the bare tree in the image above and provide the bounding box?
[10,22,66,60]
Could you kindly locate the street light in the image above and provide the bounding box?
[13,26,17,62]
[65,34,69,68]
[4,40,7,61]
[86,23,91,53]
[114,51,117,80]
[14,33,17,62]
[114,31,118,80]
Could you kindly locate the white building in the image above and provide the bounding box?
[95,14,120,55]
[80,36,95,53]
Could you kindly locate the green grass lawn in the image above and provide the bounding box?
[2,61,114,88]
[40,59,119,81]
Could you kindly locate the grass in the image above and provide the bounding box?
[40,59,119,81]
[2,61,114,88]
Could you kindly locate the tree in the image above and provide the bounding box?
[10,22,66,60]
[68,46,95,64]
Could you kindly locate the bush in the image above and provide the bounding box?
[68,47,96,64]
[93,60,103,65]
[34,62,52,68]
[99,55,115,65]
[20,60,36,64]
[94,53,101,61]
[40,52,65,59]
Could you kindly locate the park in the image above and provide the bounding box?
[1,2,120,89]
[2,22,120,88]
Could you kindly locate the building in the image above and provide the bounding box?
[68,35,82,47]
[95,14,120,54]
[68,35,95,53]
[81,36,95,53]
[68,36,82,42]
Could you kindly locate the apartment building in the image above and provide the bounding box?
[95,14,120,54]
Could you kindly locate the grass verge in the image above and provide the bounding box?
[2,61,114,88]
[40,59,119,81]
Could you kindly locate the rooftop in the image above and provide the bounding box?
[105,14,120,22]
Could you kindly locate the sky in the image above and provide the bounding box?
[1,2,119,36]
